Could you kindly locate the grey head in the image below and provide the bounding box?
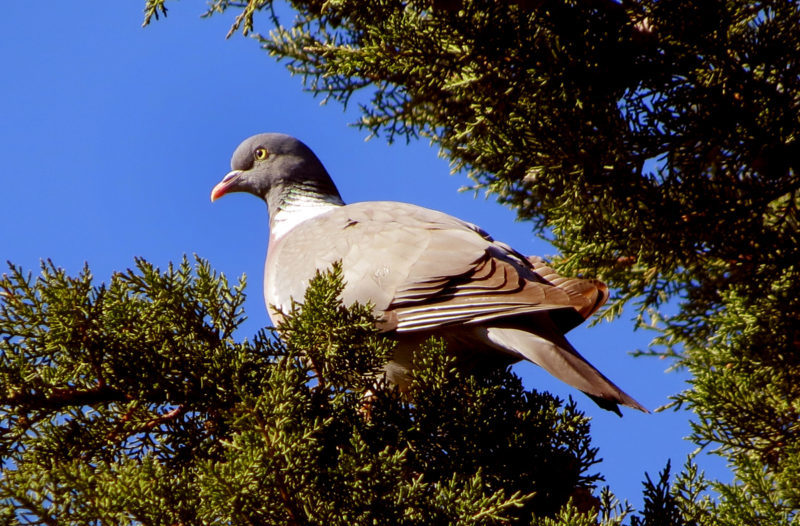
[210,133,343,216]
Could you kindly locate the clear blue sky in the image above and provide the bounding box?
[1,3,728,509]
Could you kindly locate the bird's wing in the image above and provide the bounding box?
[265,202,607,333]
[388,246,606,333]
[525,255,609,321]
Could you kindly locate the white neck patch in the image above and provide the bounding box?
[270,194,343,240]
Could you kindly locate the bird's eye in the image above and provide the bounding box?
[254,148,269,161]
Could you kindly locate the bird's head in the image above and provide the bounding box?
[210,133,341,212]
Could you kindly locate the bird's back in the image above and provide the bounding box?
[265,201,604,334]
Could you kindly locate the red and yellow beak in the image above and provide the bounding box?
[210,170,243,202]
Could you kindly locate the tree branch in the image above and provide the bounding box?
[2,384,129,412]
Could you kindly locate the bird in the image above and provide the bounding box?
[211,133,646,415]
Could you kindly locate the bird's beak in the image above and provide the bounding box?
[210,170,243,202]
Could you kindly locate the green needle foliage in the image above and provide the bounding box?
[140,1,799,523]
[4,258,677,525]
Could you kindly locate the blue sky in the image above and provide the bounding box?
[1,3,729,509]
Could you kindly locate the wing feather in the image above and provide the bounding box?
[266,201,607,334]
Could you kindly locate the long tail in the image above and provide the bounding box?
[484,323,648,416]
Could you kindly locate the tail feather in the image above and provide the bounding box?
[484,324,647,415]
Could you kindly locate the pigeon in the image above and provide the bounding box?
[211,133,646,415]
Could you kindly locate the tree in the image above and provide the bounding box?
[2,258,672,524]
[3,0,797,523]
[134,0,796,523]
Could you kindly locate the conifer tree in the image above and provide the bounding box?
[138,0,796,523]
[4,0,797,523]
[2,258,661,524]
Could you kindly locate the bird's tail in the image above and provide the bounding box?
[484,323,647,415]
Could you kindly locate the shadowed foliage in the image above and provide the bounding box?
[3,259,651,524]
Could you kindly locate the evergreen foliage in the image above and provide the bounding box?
[4,0,796,522]
[3,258,672,524]
[140,0,799,523]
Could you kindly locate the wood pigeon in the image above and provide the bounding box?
[211,133,646,415]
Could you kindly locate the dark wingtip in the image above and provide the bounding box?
[587,394,624,416]
[587,393,649,416]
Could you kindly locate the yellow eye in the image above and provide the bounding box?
[254,147,269,161]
